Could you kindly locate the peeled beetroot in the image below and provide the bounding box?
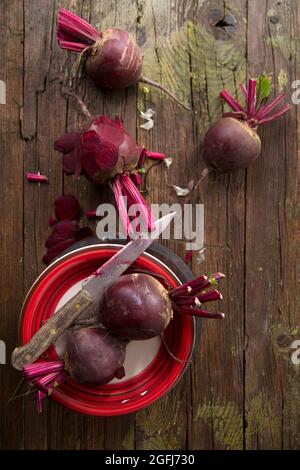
[64,328,126,386]
[57,9,189,109]
[100,272,225,340]
[194,76,291,190]
[54,100,160,233]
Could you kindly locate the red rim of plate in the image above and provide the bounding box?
[19,245,195,416]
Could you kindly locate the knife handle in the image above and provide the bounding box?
[11,289,94,370]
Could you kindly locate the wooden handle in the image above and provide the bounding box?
[11,289,94,370]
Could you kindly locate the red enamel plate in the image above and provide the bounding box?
[19,245,195,416]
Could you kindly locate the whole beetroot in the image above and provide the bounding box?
[100,272,225,341]
[64,328,126,386]
[57,9,189,109]
[192,76,291,193]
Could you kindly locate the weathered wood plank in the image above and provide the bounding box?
[186,0,246,449]
[0,0,24,450]
[246,0,300,450]
[134,0,194,450]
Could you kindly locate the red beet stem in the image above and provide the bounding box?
[35,371,62,392]
[120,174,155,232]
[173,305,225,320]
[169,275,208,297]
[173,295,202,307]
[198,289,223,303]
[23,361,64,380]
[138,148,147,168]
[220,90,244,112]
[256,103,291,125]
[85,210,97,219]
[26,172,48,183]
[240,83,248,99]
[254,92,287,120]
[37,390,47,413]
[130,172,142,186]
[146,151,166,160]
[112,176,133,237]
[139,76,190,110]
[247,79,256,119]
[57,8,100,52]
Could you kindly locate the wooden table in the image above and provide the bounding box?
[0,0,299,450]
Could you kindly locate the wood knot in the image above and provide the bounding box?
[276,333,292,349]
[209,9,237,40]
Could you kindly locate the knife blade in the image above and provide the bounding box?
[11,212,175,370]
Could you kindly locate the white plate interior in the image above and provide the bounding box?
[54,278,161,383]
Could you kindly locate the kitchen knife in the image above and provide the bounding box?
[11,212,175,370]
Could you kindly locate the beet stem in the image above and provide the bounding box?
[146,151,166,160]
[240,83,248,99]
[220,90,243,112]
[139,76,190,110]
[247,79,256,119]
[120,174,155,232]
[62,88,91,119]
[26,172,48,183]
[254,92,287,120]
[85,210,97,219]
[170,275,208,297]
[57,8,100,52]
[111,176,133,237]
[173,305,225,319]
[256,104,291,125]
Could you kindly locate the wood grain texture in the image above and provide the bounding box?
[0,0,299,450]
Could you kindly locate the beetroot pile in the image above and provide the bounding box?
[22,271,225,411]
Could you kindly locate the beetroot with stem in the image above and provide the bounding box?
[100,272,225,341]
[54,93,160,234]
[57,8,189,110]
[64,328,126,386]
[192,76,291,193]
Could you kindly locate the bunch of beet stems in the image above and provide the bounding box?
[221,78,290,127]
[169,272,225,319]
[57,9,189,109]
[23,361,68,413]
[22,272,224,412]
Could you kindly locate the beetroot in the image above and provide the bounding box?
[100,272,225,340]
[64,328,126,386]
[43,195,92,264]
[57,9,189,109]
[54,100,160,233]
[194,77,291,190]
